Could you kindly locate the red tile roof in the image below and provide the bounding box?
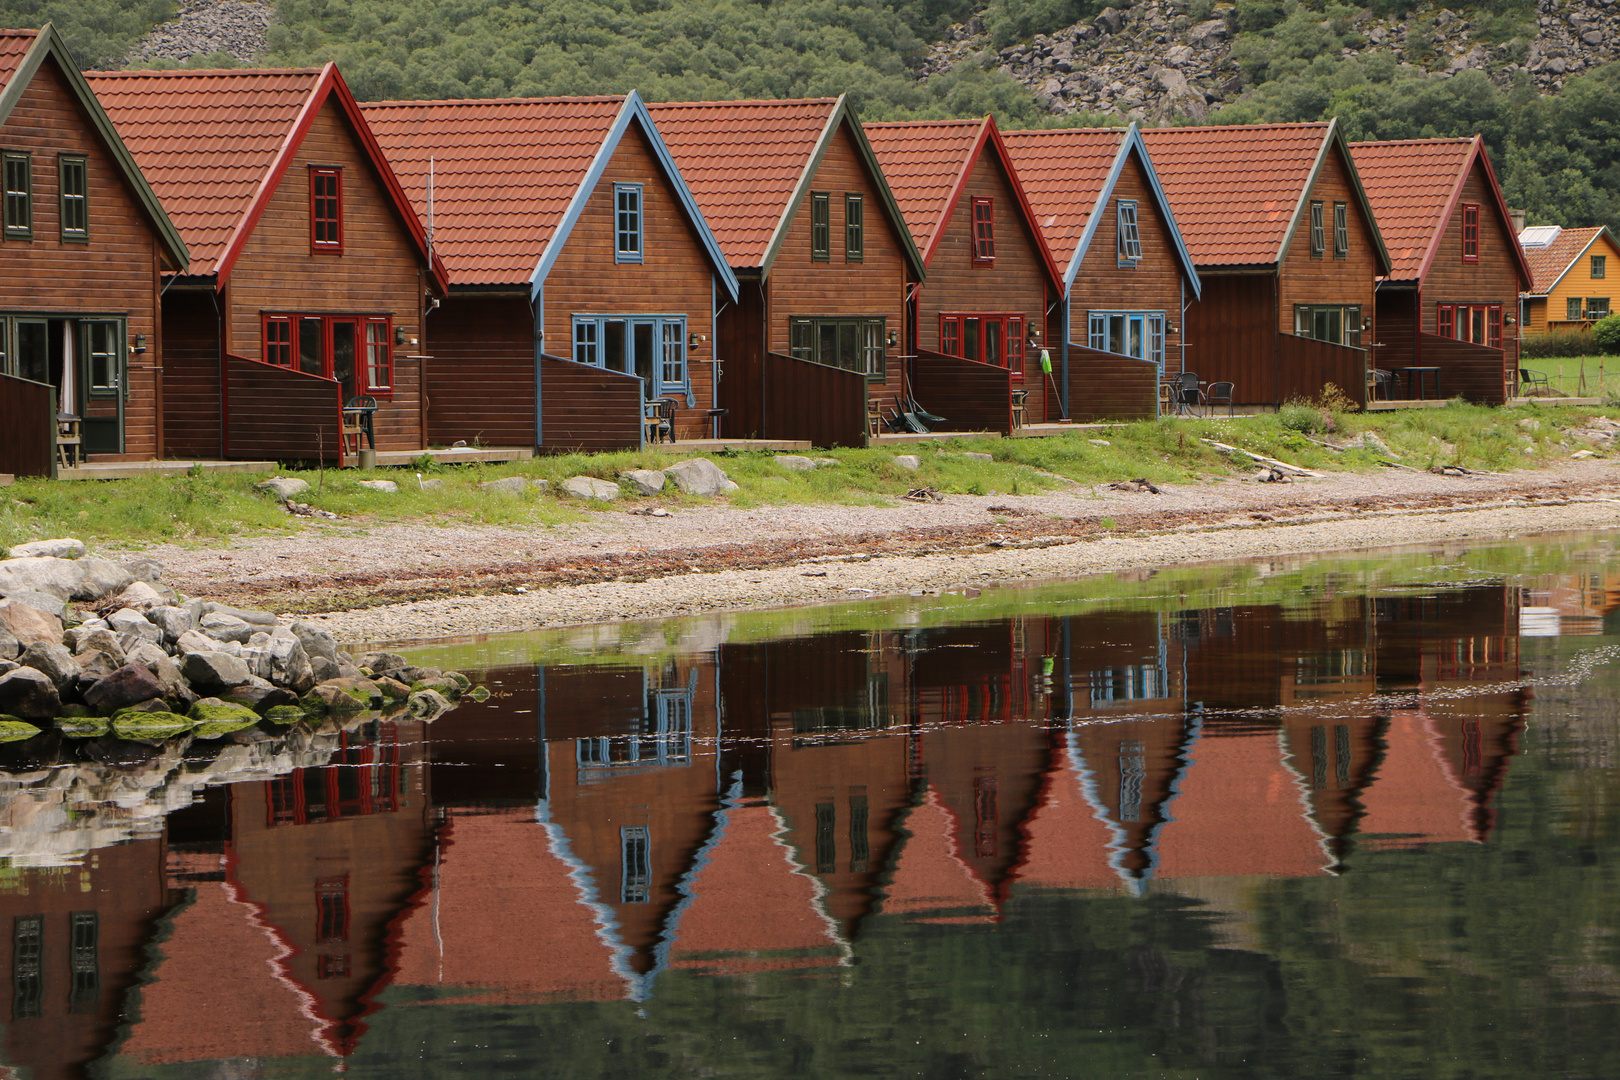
[1357,709,1478,848]
[1001,127,1130,272]
[1012,747,1127,894]
[880,788,998,923]
[1520,225,1607,295]
[86,64,442,287]
[645,97,839,268]
[864,118,985,254]
[360,96,625,286]
[1140,122,1333,267]
[0,28,37,95]
[1349,138,1474,279]
[86,68,325,276]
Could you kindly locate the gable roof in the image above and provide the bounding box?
[0,25,187,270]
[648,94,926,280]
[1519,224,1614,296]
[86,62,445,290]
[1350,135,1533,288]
[360,91,738,301]
[864,116,1063,293]
[1002,122,1200,298]
[1140,120,1391,275]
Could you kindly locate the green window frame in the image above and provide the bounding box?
[810,192,830,261]
[1333,202,1349,259]
[1594,254,1607,280]
[1116,200,1141,265]
[1308,201,1324,258]
[614,183,643,263]
[844,193,863,262]
[59,154,88,242]
[1589,297,1612,320]
[3,152,31,240]
[787,316,886,379]
[1568,297,1586,321]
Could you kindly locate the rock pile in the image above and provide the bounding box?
[922,0,1620,120]
[0,539,475,744]
[125,0,274,65]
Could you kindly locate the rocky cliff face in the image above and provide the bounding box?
[124,0,273,65]
[921,0,1620,122]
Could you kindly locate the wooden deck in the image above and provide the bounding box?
[370,446,535,467]
[666,438,813,452]
[872,430,1002,444]
[58,459,277,481]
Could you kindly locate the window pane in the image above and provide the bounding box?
[621,826,651,904]
[604,321,628,372]
[864,321,883,377]
[1008,318,1023,374]
[1594,255,1607,279]
[366,320,391,389]
[87,322,118,392]
[3,154,30,235]
[1127,316,1143,359]
[17,321,47,384]
[1568,297,1585,321]
[1088,314,1105,350]
[985,320,1002,367]
[61,157,87,237]
[818,322,838,366]
[574,320,598,365]
[838,321,858,371]
[633,321,655,387]
[790,319,812,360]
[299,318,323,376]
[845,195,863,260]
[616,185,642,259]
[942,317,958,356]
[811,193,830,260]
[331,321,357,399]
[1108,314,1125,355]
[963,318,980,361]
[661,322,685,389]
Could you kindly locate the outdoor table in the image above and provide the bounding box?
[1398,366,1441,400]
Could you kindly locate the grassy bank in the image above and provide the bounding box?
[1521,355,1620,398]
[3,399,1617,551]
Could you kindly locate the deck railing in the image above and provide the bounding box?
[911,350,1013,433]
[1277,334,1369,409]
[1413,334,1508,405]
[539,354,644,452]
[1065,344,1160,422]
[0,372,57,478]
[222,354,343,462]
[763,352,867,448]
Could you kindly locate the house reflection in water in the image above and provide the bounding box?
[1,582,1537,1072]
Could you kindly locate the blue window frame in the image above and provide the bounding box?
[571,314,689,400]
[614,183,643,263]
[1088,310,1166,373]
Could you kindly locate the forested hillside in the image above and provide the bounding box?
[2,0,1616,233]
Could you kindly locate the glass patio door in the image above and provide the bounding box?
[602,318,660,400]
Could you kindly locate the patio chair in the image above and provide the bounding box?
[1205,381,1235,416]
[644,398,676,444]
[1368,368,1393,401]
[1176,371,1204,415]
[1518,368,1551,396]
[342,396,377,454]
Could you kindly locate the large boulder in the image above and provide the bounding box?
[198,611,256,644]
[5,538,85,560]
[17,642,77,691]
[619,469,667,496]
[72,556,135,600]
[113,580,171,611]
[407,688,452,721]
[224,683,299,714]
[108,608,161,646]
[62,619,109,651]
[72,629,126,667]
[561,475,620,501]
[256,476,311,502]
[774,455,817,472]
[181,651,253,693]
[0,668,60,720]
[360,651,409,677]
[664,458,738,496]
[4,590,67,620]
[0,556,84,600]
[478,476,529,494]
[291,621,340,666]
[0,627,17,661]
[357,479,398,493]
[121,557,165,584]
[0,598,63,646]
[83,663,166,714]
[173,629,219,656]
[264,627,315,692]
[201,602,277,627]
[148,605,195,644]
[110,710,194,742]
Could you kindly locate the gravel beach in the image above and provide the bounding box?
[113,459,1620,645]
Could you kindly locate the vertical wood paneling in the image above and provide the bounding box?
[1064,343,1159,421]
[0,373,56,477]
[1373,287,1417,372]
[1419,160,1524,368]
[912,350,1012,432]
[0,56,164,456]
[221,353,343,461]
[542,121,719,441]
[1182,274,1278,404]
[425,295,535,446]
[914,150,1051,423]
[1276,143,1380,347]
[762,352,866,448]
[717,278,765,437]
[1276,333,1368,408]
[160,289,222,458]
[1416,333,1508,405]
[539,355,643,452]
[225,98,427,451]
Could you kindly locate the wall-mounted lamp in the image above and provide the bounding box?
[1504,315,1517,326]
[688,332,708,348]
[1030,327,1042,340]
[395,326,409,345]
[886,330,899,348]
[131,334,146,354]
[1165,324,1177,336]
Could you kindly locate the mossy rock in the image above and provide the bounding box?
[111,711,195,741]
[56,715,112,738]
[445,670,471,690]
[188,698,261,727]
[193,718,261,740]
[58,703,93,718]
[467,685,491,703]
[262,705,308,725]
[411,676,463,700]
[0,718,43,743]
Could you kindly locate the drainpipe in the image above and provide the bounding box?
[533,287,545,449]
[1060,292,1071,420]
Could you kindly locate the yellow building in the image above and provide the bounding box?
[1519,224,1620,334]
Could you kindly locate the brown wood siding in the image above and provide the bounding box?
[160,289,222,458]
[1065,343,1159,421]
[1276,333,1368,408]
[913,350,1011,432]
[1416,332,1508,405]
[1182,273,1278,404]
[1070,152,1187,405]
[426,294,535,446]
[221,352,343,460]
[542,120,719,441]
[766,123,911,413]
[914,150,1052,424]
[762,351,867,448]
[0,372,55,477]
[1419,159,1523,369]
[226,97,427,451]
[0,55,164,457]
[1277,143,1380,346]
[717,277,766,437]
[1374,287,1417,371]
[538,354,642,452]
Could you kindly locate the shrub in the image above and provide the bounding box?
[1521,327,1598,359]
[1593,313,1620,355]
[1277,401,1324,434]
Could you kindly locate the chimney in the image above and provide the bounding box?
[1510,207,1527,234]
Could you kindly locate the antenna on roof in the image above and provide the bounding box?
[426,156,434,254]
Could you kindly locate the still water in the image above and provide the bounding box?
[6,538,1620,1078]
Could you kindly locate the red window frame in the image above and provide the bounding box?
[941,317,959,356]
[1438,304,1454,339]
[310,166,343,253]
[939,312,1026,377]
[261,312,394,397]
[1008,317,1024,376]
[265,316,293,367]
[1437,302,1502,347]
[972,198,995,265]
[365,318,393,392]
[1462,203,1479,262]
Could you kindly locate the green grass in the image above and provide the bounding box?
[1519,355,1620,399]
[3,401,1617,551]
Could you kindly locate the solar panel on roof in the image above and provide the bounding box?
[1519,225,1562,247]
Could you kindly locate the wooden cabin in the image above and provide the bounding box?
[87,64,447,464]
[1003,124,1202,422]
[865,117,1064,433]
[1141,121,1391,408]
[1518,225,1620,338]
[648,96,926,448]
[0,25,187,478]
[361,93,738,450]
[1351,136,1533,405]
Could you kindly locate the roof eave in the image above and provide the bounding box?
[1274,120,1393,277]
[1534,227,1613,297]
[1411,136,1535,290]
[982,119,1066,295]
[1066,125,1200,300]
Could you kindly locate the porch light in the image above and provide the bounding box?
[132,334,146,353]
[395,326,408,345]
[1165,324,1176,335]
[886,330,898,347]
[1504,315,1517,326]
[688,332,707,348]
